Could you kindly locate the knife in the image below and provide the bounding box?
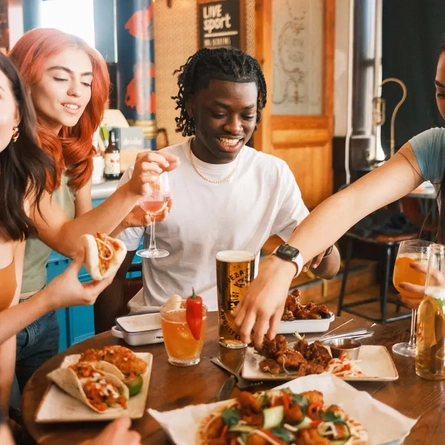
[215,375,237,402]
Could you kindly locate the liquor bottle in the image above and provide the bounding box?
[104,128,121,180]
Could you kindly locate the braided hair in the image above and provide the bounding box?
[172,48,267,136]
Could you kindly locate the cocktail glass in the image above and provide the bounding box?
[392,239,432,357]
[160,299,207,366]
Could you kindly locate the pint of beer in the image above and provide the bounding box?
[216,250,255,349]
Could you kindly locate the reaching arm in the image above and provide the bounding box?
[74,177,93,215]
[235,144,424,347]
[282,146,423,269]
[0,247,121,346]
[30,151,179,258]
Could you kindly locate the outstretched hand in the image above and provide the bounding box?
[46,246,118,310]
[80,417,141,445]
[234,255,296,349]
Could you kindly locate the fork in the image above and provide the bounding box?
[210,356,264,390]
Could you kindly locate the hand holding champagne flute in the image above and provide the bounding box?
[136,173,170,259]
[392,239,432,357]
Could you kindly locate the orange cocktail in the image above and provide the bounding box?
[160,301,207,366]
[393,255,428,300]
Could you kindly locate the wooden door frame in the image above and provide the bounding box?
[254,0,335,153]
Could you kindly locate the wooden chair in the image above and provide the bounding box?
[337,230,416,323]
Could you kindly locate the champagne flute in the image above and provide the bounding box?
[136,173,170,259]
[392,239,432,357]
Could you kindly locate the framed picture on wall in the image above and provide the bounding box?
[197,0,245,51]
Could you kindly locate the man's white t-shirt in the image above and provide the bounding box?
[118,140,309,311]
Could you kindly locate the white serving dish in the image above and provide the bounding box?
[278,312,335,334]
[111,313,164,346]
[242,344,399,382]
[149,374,416,445]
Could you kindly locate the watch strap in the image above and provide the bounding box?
[273,246,304,277]
[293,253,304,277]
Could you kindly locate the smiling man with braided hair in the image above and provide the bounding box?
[94,48,340,332]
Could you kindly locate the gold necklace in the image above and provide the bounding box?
[188,138,240,184]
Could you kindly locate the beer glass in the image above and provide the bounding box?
[392,239,431,357]
[416,243,445,380]
[216,250,255,349]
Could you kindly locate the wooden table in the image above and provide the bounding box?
[22,312,445,444]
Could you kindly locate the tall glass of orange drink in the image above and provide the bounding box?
[392,239,431,357]
[160,299,207,366]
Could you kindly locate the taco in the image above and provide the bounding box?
[47,362,129,413]
[80,232,127,281]
[79,345,147,397]
[197,388,369,445]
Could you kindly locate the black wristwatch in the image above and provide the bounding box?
[273,243,304,275]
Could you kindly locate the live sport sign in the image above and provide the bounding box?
[197,0,245,51]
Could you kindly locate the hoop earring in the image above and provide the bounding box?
[11,126,19,143]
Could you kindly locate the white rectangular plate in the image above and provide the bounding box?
[35,352,152,423]
[148,374,417,445]
[242,345,399,382]
[278,312,335,334]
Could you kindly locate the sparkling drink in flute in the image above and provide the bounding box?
[416,243,445,380]
[216,250,255,349]
[136,173,170,259]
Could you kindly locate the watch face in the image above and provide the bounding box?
[276,243,300,260]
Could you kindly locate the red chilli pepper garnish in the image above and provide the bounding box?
[282,391,291,411]
[307,402,323,420]
[186,288,203,341]
[220,424,229,438]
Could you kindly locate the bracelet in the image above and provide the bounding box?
[323,245,334,258]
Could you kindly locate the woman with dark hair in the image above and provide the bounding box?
[6,28,179,397]
[235,34,445,348]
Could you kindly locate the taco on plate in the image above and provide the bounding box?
[47,362,129,413]
[79,345,147,397]
[197,388,368,445]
